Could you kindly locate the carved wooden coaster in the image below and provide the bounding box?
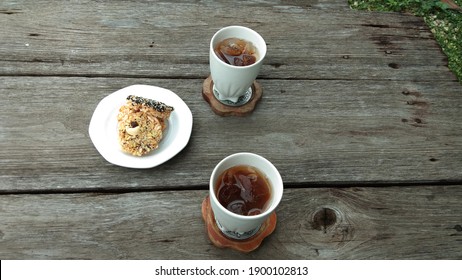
[201,195,277,253]
[202,75,263,117]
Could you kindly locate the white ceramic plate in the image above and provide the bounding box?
[89,84,193,168]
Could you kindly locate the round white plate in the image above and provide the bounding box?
[89,84,193,168]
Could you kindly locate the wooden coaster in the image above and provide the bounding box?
[201,195,277,253]
[202,75,263,117]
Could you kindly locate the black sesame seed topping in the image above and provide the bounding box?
[127,95,174,112]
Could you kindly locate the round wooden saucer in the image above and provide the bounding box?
[201,195,277,253]
[202,75,263,117]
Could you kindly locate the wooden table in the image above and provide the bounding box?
[1,0,461,259]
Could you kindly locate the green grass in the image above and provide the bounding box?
[349,0,462,83]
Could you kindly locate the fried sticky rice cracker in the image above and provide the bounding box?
[117,95,173,156]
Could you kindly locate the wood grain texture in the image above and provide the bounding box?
[1,77,461,192]
[1,0,462,260]
[0,1,456,82]
[0,186,460,259]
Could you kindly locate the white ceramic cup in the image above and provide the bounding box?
[209,26,267,105]
[209,153,283,240]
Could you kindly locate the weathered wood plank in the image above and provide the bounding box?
[0,1,455,81]
[0,186,460,259]
[1,0,461,262]
[1,77,461,192]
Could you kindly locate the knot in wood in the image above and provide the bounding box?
[312,207,337,232]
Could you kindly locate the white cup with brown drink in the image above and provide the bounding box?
[209,153,283,240]
[209,26,267,106]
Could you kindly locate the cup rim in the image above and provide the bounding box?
[209,152,283,220]
[210,25,267,69]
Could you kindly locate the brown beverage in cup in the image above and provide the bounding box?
[209,152,282,240]
[209,26,267,103]
[215,165,271,216]
[214,38,258,66]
